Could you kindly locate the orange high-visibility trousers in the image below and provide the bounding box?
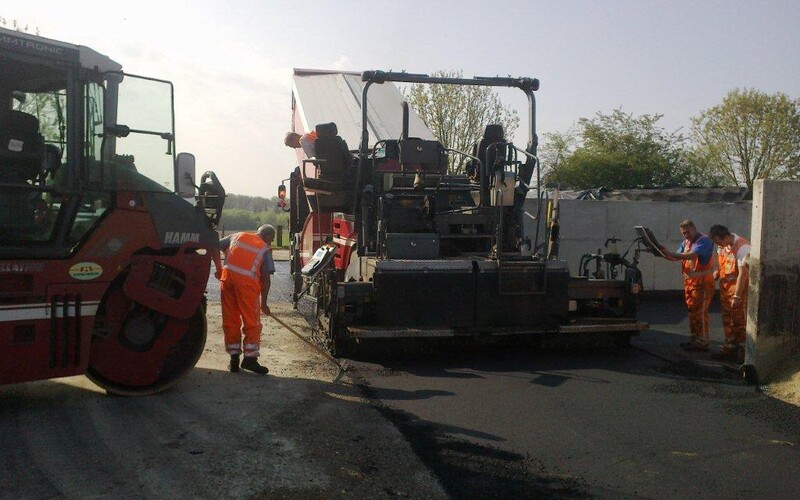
[719,278,747,349]
[684,274,715,347]
[221,274,262,357]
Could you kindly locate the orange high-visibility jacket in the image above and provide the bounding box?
[718,234,750,282]
[220,232,269,282]
[680,234,714,281]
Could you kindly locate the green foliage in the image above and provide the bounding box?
[219,208,290,247]
[537,129,578,180]
[225,193,285,213]
[691,88,800,191]
[405,70,519,174]
[219,208,287,229]
[219,194,288,231]
[683,149,730,187]
[543,109,692,189]
[219,208,259,230]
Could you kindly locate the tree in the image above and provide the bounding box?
[219,207,288,229]
[225,194,286,213]
[537,129,578,181]
[405,70,519,174]
[691,88,800,191]
[219,194,289,232]
[543,109,692,189]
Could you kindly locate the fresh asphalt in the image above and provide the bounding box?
[209,263,800,499]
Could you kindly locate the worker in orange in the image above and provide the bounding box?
[284,130,317,158]
[709,224,751,363]
[218,224,275,374]
[659,219,715,351]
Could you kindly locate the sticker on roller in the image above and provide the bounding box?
[69,262,103,280]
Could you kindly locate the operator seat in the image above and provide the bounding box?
[301,122,353,212]
[312,122,352,184]
[0,110,49,233]
[466,124,505,182]
[0,109,45,182]
[477,124,506,176]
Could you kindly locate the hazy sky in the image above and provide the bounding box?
[6,0,800,196]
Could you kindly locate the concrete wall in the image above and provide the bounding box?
[522,197,752,291]
[520,184,799,380]
[748,180,800,381]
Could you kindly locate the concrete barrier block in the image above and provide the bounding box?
[748,180,800,382]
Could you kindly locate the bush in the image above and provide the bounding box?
[219,209,290,247]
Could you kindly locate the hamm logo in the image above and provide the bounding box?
[164,232,200,244]
[69,262,103,281]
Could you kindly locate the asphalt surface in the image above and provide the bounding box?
[0,266,445,500]
[164,263,800,498]
[339,298,800,499]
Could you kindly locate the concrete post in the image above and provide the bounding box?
[747,180,800,382]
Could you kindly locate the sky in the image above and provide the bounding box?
[5,0,800,197]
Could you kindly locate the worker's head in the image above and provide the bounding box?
[678,219,697,241]
[709,224,732,247]
[284,132,302,149]
[256,224,276,244]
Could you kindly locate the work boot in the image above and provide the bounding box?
[229,354,240,373]
[241,357,269,375]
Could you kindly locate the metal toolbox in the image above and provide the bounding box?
[384,233,440,259]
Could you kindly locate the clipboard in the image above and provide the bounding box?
[635,226,667,258]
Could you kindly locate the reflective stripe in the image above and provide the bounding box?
[0,302,100,322]
[223,233,269,280]
[248,246,269,275]
[230,240,264,254]
[225,263,258,278]
[244,343,260,350]
[333,236,357,247]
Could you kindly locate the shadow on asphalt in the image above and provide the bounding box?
[345,337,742,388]
[358,386,455,401]
[359,382,591,499]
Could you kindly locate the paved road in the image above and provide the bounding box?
[212,264,800,498]
[14,263,797,498]
[344,298,800,498]
[0,264,445,500]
